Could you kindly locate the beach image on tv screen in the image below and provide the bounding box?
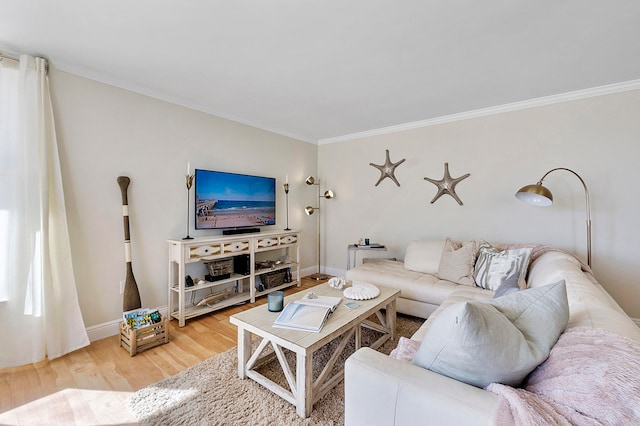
[195,170,276,229]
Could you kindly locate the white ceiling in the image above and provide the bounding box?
[2,1,640,143]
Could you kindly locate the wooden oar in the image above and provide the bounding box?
[117,176,142,311]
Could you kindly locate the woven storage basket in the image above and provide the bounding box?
[261,269,286,289]
[205,258,233,276]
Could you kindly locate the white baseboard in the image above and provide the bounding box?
[325,267,347,278]
[300,266,318,278]
[85,318,122,342]
[87,269,322,342]
[86,306,169,342]
[86,287,640,343]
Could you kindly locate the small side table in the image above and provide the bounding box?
[347,244,388,270]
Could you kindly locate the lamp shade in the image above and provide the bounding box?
[515,184,553,207]
[323,190,334,199]
[305,176,315,185]
[305,206,316,215]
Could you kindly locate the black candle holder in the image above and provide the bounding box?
[183,173,194,240]
[284,183,291,231]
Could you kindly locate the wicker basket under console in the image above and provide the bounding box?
[204,258,233,281]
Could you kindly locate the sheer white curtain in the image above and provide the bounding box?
[0,54,89,368]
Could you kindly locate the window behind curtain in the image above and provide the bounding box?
[0,58,19,302]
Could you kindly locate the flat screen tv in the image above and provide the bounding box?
[194,169,276,230]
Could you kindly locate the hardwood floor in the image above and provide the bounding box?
[0,277,321,424]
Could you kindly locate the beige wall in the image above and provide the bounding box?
[48,66,640,328]
[49,68,318,329]
[319,89,640,319]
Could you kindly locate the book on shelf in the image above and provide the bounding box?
[123,308,162,330]
[273,294,342,333]
[354,243,385,249]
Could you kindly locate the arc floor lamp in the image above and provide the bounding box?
[515,167,591,268]
[305,176,334,280]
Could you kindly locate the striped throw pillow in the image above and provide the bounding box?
[473,245,533,291]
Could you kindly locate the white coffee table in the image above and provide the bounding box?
[230,282,400,418]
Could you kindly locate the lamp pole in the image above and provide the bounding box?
[305,176,334,280]
[538,168,591,268]
[516,167,591,268]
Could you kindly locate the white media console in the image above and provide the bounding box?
[168,230,300,327]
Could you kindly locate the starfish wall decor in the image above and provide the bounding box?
[424,163,470,205]
[370,149,406,187]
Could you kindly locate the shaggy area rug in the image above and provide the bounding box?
[128,314,422,425]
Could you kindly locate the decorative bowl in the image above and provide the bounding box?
[343,282,380,300]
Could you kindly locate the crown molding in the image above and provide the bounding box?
[318,79,640,145]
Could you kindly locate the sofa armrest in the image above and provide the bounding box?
[345,348,501,426]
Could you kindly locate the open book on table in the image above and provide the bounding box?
[273,294,342,333]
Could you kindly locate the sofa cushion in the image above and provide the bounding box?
[411,285,494,342]
[411,281,569,388]
[528,251,640,342]
[436,238,478,286]
[403,240,445,274]
[473,245,533,291]
[346,259,459,306]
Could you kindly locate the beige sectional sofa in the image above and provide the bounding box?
[344,240,640,425]
[346,240,475,319]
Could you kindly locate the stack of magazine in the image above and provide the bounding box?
[123,308,162,330]
[273,294,342,333]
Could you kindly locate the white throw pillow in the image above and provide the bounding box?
[437,238,478,286]
[473,245,533,291]
[411,280,569,388]
[403,240,445,274]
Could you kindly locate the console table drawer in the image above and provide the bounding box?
[256,237,279,248]
[223,240,250,253]
[188,244,222,260]
[280,235,297,245]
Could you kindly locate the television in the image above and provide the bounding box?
[194,169,276,230]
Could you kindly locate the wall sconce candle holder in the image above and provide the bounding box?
[184,162,194,240]
[284,182,291,231]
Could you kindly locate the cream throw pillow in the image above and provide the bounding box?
[473,245,533,291]
[437,238,478,286]
[411,280,569,388]
[403,240,445,274]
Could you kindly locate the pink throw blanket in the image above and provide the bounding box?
[486,327,640,425]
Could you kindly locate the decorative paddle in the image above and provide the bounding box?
[117,176,142,311]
